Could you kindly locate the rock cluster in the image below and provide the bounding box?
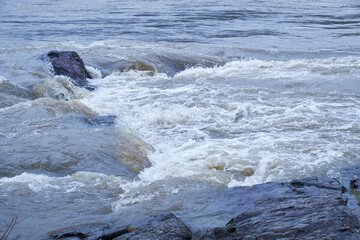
[50,170,360,240]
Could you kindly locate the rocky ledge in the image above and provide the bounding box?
[50,167,360,240]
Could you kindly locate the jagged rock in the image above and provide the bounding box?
[115,213,192,240]
[45,51,93,89]
[224,177,360,239]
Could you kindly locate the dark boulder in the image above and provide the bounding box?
[50,223,130,240]
[115,213,192,240]
[50,223,110,239]
[49,214,192,240]
[46,51,93,89]
[223,177,360,239]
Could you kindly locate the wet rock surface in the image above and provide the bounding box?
[338,165,360,222]
[50,223,132,240]
[0,98,142,178]
[50,223,111,240]
[115,213,192,240]
[49,214,191,240]
[49,173,360,240]
[45,51,92,89]
[223,177,360,240]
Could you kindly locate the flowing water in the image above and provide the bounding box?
[1,0,360,239]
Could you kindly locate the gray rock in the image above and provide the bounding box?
[225,177,360,240]
[115,213,192,240]
[191,229,216,240]
[338,166,360,222]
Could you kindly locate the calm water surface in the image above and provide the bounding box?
[0,0,359,239]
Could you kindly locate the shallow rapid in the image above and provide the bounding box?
[0,0,359,238]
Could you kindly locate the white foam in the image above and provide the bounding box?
[80,57,360,191]
[0,172,128,193]
[175,56,360,80]
[86,65,102,79]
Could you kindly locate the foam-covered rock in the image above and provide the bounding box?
[33,77,88,100]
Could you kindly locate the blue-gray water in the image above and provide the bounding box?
[0,0,359,239]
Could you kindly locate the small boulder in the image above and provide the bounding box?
[45,51,92,89]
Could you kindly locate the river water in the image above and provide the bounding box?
[1,0,360,239]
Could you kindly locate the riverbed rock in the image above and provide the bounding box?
[47,175,360,240]
[115,213,192,240]
[49,214,192,240]
[50,223,110,239]
[223,177,360,239]
[46,51,92,89]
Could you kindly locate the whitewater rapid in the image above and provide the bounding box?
[79,56,360,192]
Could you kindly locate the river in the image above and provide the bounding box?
[0,0,359,238]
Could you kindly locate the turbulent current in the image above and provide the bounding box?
[0,0,360,239]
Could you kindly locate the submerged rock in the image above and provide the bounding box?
[33,77,88,100]
[45,51,93,89]
[0,98,150,178]
[0,77,32,99]
[83,115,117,126]
[0,93,28,108]
[0,77,33,107]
